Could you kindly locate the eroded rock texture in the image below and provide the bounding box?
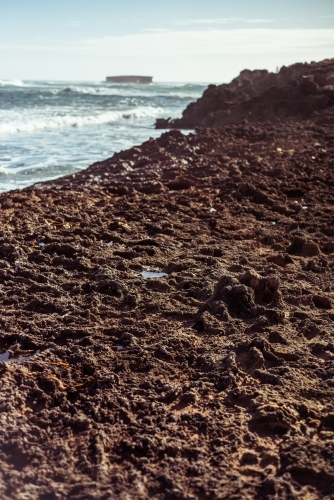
[0,122,333,498]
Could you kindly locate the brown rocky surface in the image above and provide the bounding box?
[156,58,334,129]
[0,119,334,498]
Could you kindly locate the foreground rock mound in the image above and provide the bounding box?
[156,58,334,129]
[0,122,333,499]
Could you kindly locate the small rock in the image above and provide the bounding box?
[312,295,332,309]
[239,269,262,289]
[266,253,293,268]
[179,390,197,405]
[253,369,283,386]
[121,332,136,346]
[302,240,320,257]
[287,235,305,254]
[161,386,182,403]
[248,347,265,370]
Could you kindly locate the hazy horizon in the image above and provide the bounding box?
[1,0,334,82]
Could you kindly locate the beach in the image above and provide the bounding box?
[0,59,334,499]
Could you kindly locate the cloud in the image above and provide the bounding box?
[1,28,334,81]
[173,18,240,26]
[318,15,334,18]
[69,29,334,57]
[2,29,334,57]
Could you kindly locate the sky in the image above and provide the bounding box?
[0,0,334,82]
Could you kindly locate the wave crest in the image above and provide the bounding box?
[0,106,164,135]
[0,79,24,87]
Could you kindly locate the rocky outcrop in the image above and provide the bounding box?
[156,58,334,128]
[0,120,334,499]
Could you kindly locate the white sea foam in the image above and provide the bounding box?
[0,106,164,135]
[0,79,25,87]
[0,79,204,193]
[57,83,203,99]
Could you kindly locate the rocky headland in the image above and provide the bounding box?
[156,58,334,129]
[0,59,333,499]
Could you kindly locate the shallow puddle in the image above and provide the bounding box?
[142,270,168,279]
[0,350,38,364]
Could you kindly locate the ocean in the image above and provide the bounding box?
[0,79,207,192]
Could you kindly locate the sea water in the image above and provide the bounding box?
[0,79,207,192]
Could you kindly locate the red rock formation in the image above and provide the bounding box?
[1,121,334,499]
[156,58,334,128]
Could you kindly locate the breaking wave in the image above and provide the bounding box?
[0,79,204,192]
[0,79,25,87]
[0,106,164,135]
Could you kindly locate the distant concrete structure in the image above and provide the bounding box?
[106,75,153,84]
